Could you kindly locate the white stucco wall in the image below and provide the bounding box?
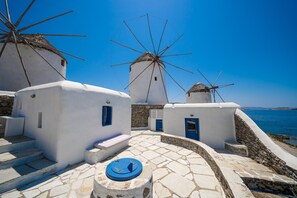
[0,43,66,91]
[12,81,131,167]
[186,92,211,103]
[163,103,240,149]
[130,61,167,104]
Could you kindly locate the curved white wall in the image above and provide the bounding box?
[163,103,240,149]
[0,43,66,91]
[186,92,211,103]
[129,61,167,104]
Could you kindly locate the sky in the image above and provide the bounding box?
[1,0,297,107]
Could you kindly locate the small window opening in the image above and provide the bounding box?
[102,106,112,126]
[186,120,197,132]
[61,59,66,66]
[154,76,157,81]
[38,112,42,128]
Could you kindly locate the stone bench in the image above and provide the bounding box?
[0,116,24,137]
[85,134,131,164]
[225,141,248,156]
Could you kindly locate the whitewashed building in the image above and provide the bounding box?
[129,52,167,104]
[163,103,240,149]
[0,35,67,91]
[11,81,131,167]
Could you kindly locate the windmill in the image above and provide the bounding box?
[188,69,234,103]
[110,14,193,105]
[0,0,85,91]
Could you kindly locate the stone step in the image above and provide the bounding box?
[0,158,58,194]
[236,170,297,195]
[0,147,43,169]
[0,136,35,154]
[224,141,248,156]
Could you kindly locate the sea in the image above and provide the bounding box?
[243,110,297,146]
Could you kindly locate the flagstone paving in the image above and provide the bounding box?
[1,132,225,198]
[217,149,296,184]
[217,150,297,197]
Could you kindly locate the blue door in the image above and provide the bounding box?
[185,118,199,140]
[156,119,163,131]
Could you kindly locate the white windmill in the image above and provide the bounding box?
[186,69,234,103]
[0,0,85,91]
[111,14,192,105]
[186,82,212,103]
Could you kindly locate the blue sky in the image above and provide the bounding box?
[2,0,297,107]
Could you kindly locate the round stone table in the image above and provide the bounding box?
[93,160,153,198]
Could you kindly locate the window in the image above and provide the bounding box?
[154,76,157,81]
[38,112,42,128]
[61,59,66,66]
[102,106,112,126]
[186,120,196,132]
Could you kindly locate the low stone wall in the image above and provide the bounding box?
[0,95,14,116]
[161,133,254,198]
[131,104,164,128]
[235,109,297,181]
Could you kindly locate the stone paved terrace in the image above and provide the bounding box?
[2,130,296,198]
[218,150,276,177]
[218,148,297,182]
[1,131,225,198]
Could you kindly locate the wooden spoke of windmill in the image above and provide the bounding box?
[111,14,193,102]
[0,0,86,87]
[22,33,86,37]
[197,69,235,102]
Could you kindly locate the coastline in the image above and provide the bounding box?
[242,107,297,111]
[242,109,297,147]
[269,134,297,158]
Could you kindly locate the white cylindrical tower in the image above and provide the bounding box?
[129,52,168,104]
[0,35,67,91]
[186,83,211,103]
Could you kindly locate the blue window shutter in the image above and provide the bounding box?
[102,106,106,126]
[102,106,112,126]
[107,107,112,125]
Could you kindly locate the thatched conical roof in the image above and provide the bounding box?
[187,83,210,94]
[3,34,66,61]
[131,52,154,65]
